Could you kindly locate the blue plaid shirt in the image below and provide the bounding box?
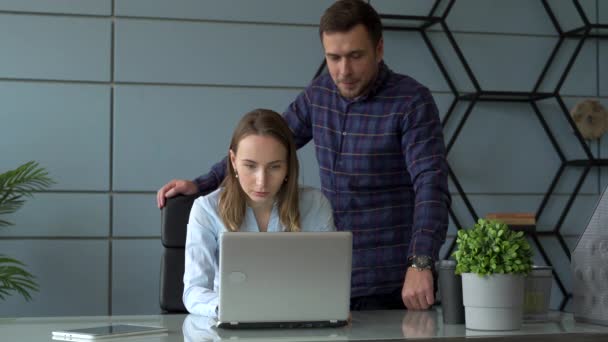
[195,62,450,298]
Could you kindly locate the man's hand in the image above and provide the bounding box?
[156,179,198,209]
[401,268,434,310]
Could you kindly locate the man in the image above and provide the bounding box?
[157,0,450,311]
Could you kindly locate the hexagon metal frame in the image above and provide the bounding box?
[440,0,607,310]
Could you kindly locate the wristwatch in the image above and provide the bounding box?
[407,255,434,271]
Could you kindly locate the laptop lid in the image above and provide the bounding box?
[217,232,352,329]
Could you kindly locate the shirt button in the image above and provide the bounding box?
[342,131,347,136]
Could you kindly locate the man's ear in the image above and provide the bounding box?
[375,38,384,63]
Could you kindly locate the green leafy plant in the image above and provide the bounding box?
[0,161,54,301]
[452,218,533,276]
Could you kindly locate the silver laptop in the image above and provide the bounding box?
[216,232,352,329]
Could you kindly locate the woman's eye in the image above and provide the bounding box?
[245,164,255,169]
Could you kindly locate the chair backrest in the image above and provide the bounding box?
[159,194,199,313]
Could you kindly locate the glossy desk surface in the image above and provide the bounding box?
[2,309,608,341]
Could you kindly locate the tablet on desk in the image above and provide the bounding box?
[51,324,168,340]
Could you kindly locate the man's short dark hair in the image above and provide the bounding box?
[319,0,383,46]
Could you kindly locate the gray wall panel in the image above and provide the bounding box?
[537,97,600,162]
[113,194,160,237]
[600,41,607,96]
[546,0,595,31]
[0,14,110,81]
[454,34,595,95]
[112,240,161,315]
[0,241,108,317]
[433,93,456,122]
[115,0,332,24]
[298,143,320,188]
[541,40,598,96]
[537,236,572,308]
[114,20,321,86]
[113,85,300,191]
[0,193,109,237]
[439,237,454,260]
[0,82,110,190]
[0,0,111,15]
[448,102,565,193]
[424,32,476,92]
[370,0,434,17]
[383,31,450,93]
[420,33,596,96]
[446,195,467,236]
[444,97,600,194]
[374,0,594,35]
[448,0,554,35]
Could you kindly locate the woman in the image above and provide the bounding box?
[183,109,335,317]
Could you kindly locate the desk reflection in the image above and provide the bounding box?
[182,315,349,341]
[182,315,219,341]
[342,309,439,339]
[401,310,438,337]
[182,309,487,341]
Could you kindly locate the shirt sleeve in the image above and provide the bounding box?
[283,87,313,149]
[400,87,451,261]
[316,191,336,232]
[299,188,336,232]
[193,158,227,195]
[183,197,220,317]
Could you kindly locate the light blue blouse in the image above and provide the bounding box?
[182,186,335,317]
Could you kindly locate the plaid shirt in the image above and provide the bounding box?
[195,62,450,298]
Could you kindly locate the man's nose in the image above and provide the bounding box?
[340,58,352,76]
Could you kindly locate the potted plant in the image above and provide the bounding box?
[0,161,53,301]
[453,218,533,330]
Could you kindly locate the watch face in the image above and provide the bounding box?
[411,256,433,269]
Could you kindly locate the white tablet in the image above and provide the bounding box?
[51,324,168,340]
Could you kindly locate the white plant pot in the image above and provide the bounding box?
[461,273,525,331]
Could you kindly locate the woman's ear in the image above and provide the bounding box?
[229,149,237,170]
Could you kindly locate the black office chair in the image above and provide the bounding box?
[159,194,199,313]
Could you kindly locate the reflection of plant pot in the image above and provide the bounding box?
[462,273,525,331]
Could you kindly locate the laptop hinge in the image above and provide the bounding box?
[230,322,239,326]
[330,320,338,323]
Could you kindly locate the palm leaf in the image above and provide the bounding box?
[0,161,51,301]
[0,161,54,227]
[0,256,39,301]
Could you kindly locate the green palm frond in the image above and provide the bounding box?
[0,161,53,301]
[0,256,39,301]
[0,161,54,227]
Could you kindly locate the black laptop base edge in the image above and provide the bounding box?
[216,320,348,329]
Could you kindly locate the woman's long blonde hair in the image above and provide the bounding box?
[219,109,300,232]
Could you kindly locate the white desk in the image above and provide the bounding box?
[2,309,608,341]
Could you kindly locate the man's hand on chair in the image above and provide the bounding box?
[157,179,198,209]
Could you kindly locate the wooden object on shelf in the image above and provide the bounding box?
[485,212,536,233]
